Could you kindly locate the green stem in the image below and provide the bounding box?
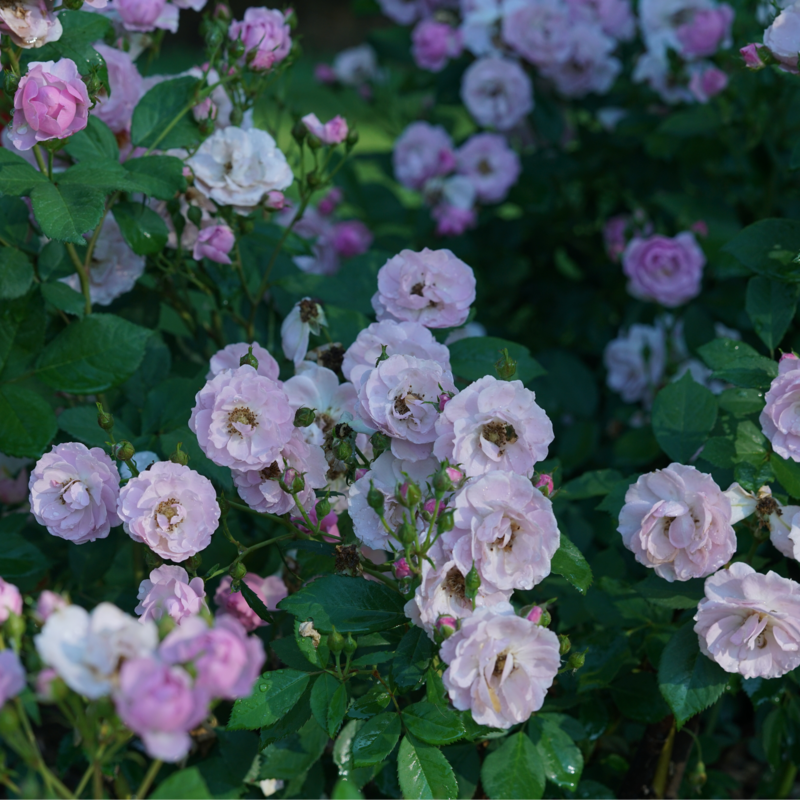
[361,564,400,591]
[776,761,797,800]
[133,759,163,799]
[32,144,47,175]
[65,243,93,315]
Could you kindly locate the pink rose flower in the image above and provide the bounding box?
[622,232,705,307]
[501,0,571,66]
[232,428,328,515]
[91,43,143,134]
[432,203,477,237]
[356,353,457,461]
[207,342,280,382]
[676,5,734,58]
[0,579,23,624]
[117,0,178,32]
[189,365,295,471]
[301,113,349,145]
[0,0,61,49]
[764,4,800,70]
[193,223,235,264]
[411,20,463,72]
[331,220,372,258]
[688,65,728,104]
[694,563,800,679]
[603,322,667,406]
[160,614,265,699]
[318,187,343,216]
[445,472,560,591]
[10,58,90,151]
[740,43,766,69]
[29,442,121,545]
[393,122,456,191]
[434,375,554,478]
[372,248,476,329]
[214,573,288,632]
[461,57,534,131]
[440,605,561,728]
[117,462,221,563]
[618,464,737,582]
[35,590,67,623]
[567,0,636,41]
[456,133,521,205]
[114,656,209,762]
[394,557,412,579]
[135,566,207,625]
[229,7,291,71]
[343,319,451,386]
[0,651,26,707]
[760,358,800,461]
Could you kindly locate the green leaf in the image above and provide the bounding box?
[550,534,593,594]
[0,291,45,380]
[150,767,211,799]
[652,372,717,462]
[529,715,584,790]
[131,76,202,151]
[228,669,311,731]
[260,717,328,780]
[610,672,671,724]
[352,713,402,768]
[735,420,767,463]
[393,626,434,689]
[0,196,34,248]
[658,622,729,727]
[635,573,705,609]
[64,117,120,162]
[0,147,49,196]
[41,282,86,317]
[122,155,187,200]
[699,436,735,469]
[698,338,778,389]
[30,182,105,244]
[36,314,151,394]
[723,219,800,283]
[771,454,800,499]
[311,673,348,738]
[746,276,799,351]
[58,405,134,449]
[448,336,546,385]
[259,683,313,747]
[558,469,622,500]
[718,388,765,417]
[278,575,407,634]
[397,735,458,800]
[295,618,330,669]
[332,779,365,800]
[480,732,545,800]
[347,685,392,720]
[442,744,481,800]
[57,159,135,194]
[402,702,465,746]
[0,385,57,458]
[0,248,33,299]
[239,581,277,625]
[21,11,111,76]
[112,201,169,256]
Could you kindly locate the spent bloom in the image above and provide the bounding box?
[440,605,561,728]
[0,651,26,708]
[29,442,121,545]
[135,566,207,625]
[0,579,23,624]
[461,57,534,131]
[694,563,800,679]
[193,224,235,264]
[411,19,463,72]
[434,375,554,478]
[10,58,90,150]
[208,342,280,382]
[618,464,737,582]
[229,7,291,71]
[91,43,143,134]
[282,298,328,366]
[456,133,521,204]
[393,122,456,191]
[302,113,349,145]
[372,248,476,329]
[214,573,288,632]
[117,462,221,563]
[760,355,800,462]
[189,365,295,471]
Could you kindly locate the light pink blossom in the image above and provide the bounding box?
[91,44,142,134]
[117,0,178,32]
[760,358,800,462]
[207,342,280,382]
[461,56,533,131]
[393,122,456,191]
[501,0,571,66]
[331,220,372,258]
[603,322,667,406]
[135,566,207,625]
[764,4,800,70]
[193,224,235,264]
[229,7,291,71]
[214,573,288,631]
[0,651,26,707]
[35,590,66,623]
[456,133,521,204]
[411,20,463,72]
[676,5,734,57]
[688,65,728,103]
[302,113,349,144]
[0,0,62,49]
[0,579,22,624]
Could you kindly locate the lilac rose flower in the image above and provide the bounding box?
[332,220,373,258]
[91,43,143,134]
[411,19,462,72]
[461,57,534,131]
[372,248,476,329]
[622,232,705,307]
[618,464,737,582]
[0,579,23,624]
[229,7,291,71]
[688,64,728,103]
[35,590,67,623]
[29,442,121,544]
[760,355,800,462]
[207,342,280,382]
[135,566,207,625]
[0,651,26,708]
[434,375,554,478]
[117,0,178,33]
[764,4,800,70]
[393,122,456,191]
[193,224,235,264]
[603,322,667,405]
[501,0,571,67]
[189,365,295,471]
[440,605,561,728]
[214,573,288,632]
[456,133,521,204]
[117,462,221,562]
[694,563,800,679]
[676,5,734,58]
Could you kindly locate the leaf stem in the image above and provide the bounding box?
[65,243,93,315]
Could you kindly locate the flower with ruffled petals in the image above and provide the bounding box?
[604,322,667,406]
[91,43,142,133]
[393,122,456,191]
[193,224,235,264]
[434,376,554,478]
[501,0,571,67]
[0,579,22,624]
[456,133,521,204]
[0,651,26,707]
[229,7,291,71]
[0,0,62,49]
[412,19,463,72]
[117,462,221,562]
[764,4,800,70]
[35,590,66,623]
[117,0,178,32]
[207,342,280,381]
[135,566,207,625]
[440,605,561,728]
[214,573,288,632]
[461,57,533,131]
[29,443,121,545]
[760,358,800,462]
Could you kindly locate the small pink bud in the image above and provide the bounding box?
[355,467,368,481]
[445,466,463,484]
[780,353,799,363]
[535,474,554,496]
[740,43,766,70]
[438,393,452,412]
[393,557,412,579]
[526,606,543,624]
[265,191,285,210]
[436,615,457,639]
[423,498,439,516]
[690,220,708,237]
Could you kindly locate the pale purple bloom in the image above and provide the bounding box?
[356,353,457,461]
[764,4,800,70]
[412,20,463,72]
[114,656,209,762]
[160,614,265,700]
[36,603,158,699]
[760,358,800,462]
[688,64,728,103]
[372,248,476,329]
[434,375,554,478]
[331,220,372,258]
[460,0,502,56]
[187,127,293,214]
[302,113,349,144]
[318,188,343,216]
[35,590,67,623]
[229,7,291,70]
[377,0,425,24]
[622,232,705,307]
[193,224,235,264]
[676,5,734,57]
[695,563,800,679]
[189,365,295,471]
[117,0,178,32]
[444,472,560,591]
[91,43,142,134]
[633,50,695,105]
[207,342,280,382]
[35,667,59,702]
[135,566,207,625]
[432,203,477,237]
[315,63,337,83]
[332,44,380,86]
[117,462,221,563]
[604,323,667,405]
[10,58,90,150]
[29,442,121,545]
[440,605,561,728]
[567,0,636,41]
[618,464,737,582]
[0,0,62,49]
[461,57,533,131]
[214,573,288,632]
[343,319,451,386]
[0,579,22,624]
[393,122,456,191]
[501,0,572,67]
[0,651,25,707]
[765,500,800,561]
[456,133,521,204]
[281,298,328,366]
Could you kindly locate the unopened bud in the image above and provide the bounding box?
[96,402,114,432]
[292,472,305,494]
[306,170,321,188]
[285,8,297,29]
[494,348,517,380]
[186,553,202,572]
[343,632,357,655]
[292,120,307,144]
[566,649,586,671]
[558,634,571,656]
[432,466,453,497]
[306,135,322,151]
[346,127,359,151]
[465,563,481,605]
[0,705,19,736]
[437,509,454,533]
[436,616,457,640]
[535,474,554,496]
[4,72,20,95]
[229,37,245,59]
[328,627,345,654]
[230,106,244,126]
[170,443,190,466]
[229,562,247,581]
[187,205,203,227]
[334,440,352,461]
[366,481,385,515]
[294,407,316,427]
[539,608,552,627]
[393,557,411,579]
[239,345,259,370]
[688,761,707,790]
[526,605,543,624]
[398,520,417,546]
[204,21,224,48]
[397,481,421,508]
[115,441,135,462]
[315,496,331,519]
[370,431,391,457]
